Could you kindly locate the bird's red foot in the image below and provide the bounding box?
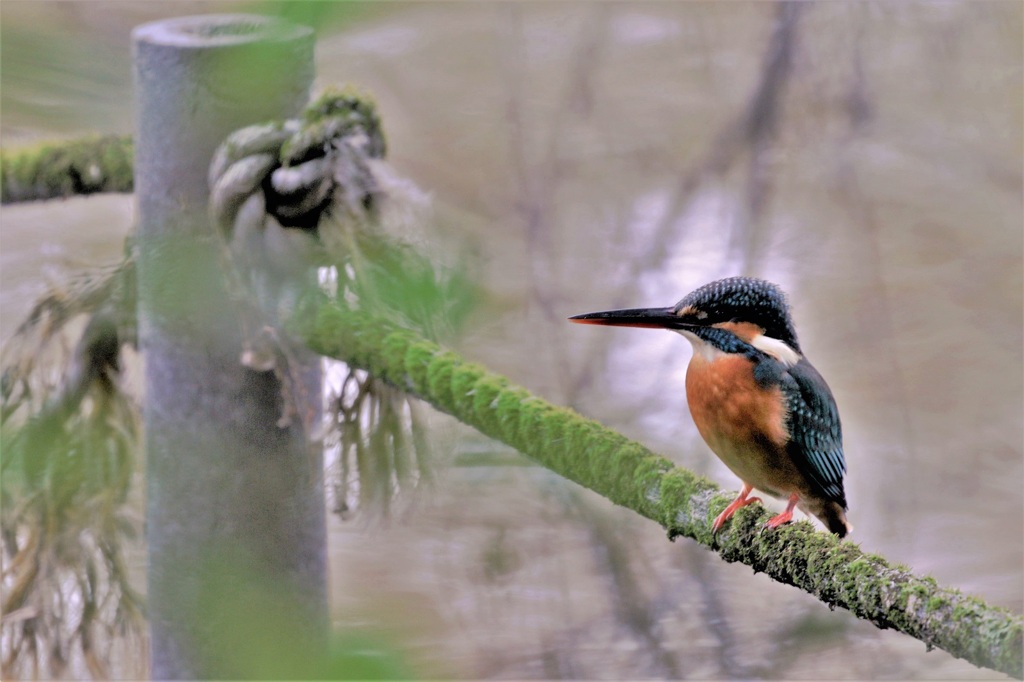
[712,483,760,534]
[764,510,793,529]
[763,493,800,531]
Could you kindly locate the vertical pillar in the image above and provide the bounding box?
[132,16,326,679]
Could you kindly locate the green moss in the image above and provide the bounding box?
[950,596,990,623]
[565,419,601,460]
[422,351,456,410]
[403,341,439,395]
[298,86,385,160]
[493,386,534,448]
[2,135,134,204]
[926,594,951,613]
[468,374,505,435]
[899,581,931,614]
[655,468,703,528]
[348,315,386,366]
[550,416,585,476]
[310,304,349,356]
[446,361,479,404]
[845,557,874,577]
[603,442,651,507]
[379,332,410,385]
[509,399,550,452]
[305,85,379,127]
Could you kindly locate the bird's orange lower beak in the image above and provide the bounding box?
[569,306,684,329]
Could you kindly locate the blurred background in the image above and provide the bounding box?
[2,1,1021,679]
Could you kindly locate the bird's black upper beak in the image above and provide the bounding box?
[569,306,691,330]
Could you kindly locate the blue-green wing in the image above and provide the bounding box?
[782,358,847,507]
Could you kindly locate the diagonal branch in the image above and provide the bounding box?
[295,300,1024,679]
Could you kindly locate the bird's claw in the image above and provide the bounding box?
[760,510,794,534]
[711,493,762,535]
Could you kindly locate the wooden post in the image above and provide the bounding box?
[132,15,326,679]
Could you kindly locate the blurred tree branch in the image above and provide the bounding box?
[1,135,133,204]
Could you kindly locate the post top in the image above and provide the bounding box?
[132,14,312,48]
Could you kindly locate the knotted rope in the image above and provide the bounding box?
[204,88,391,372]
[208,87,386,241]
[205,88,443,514]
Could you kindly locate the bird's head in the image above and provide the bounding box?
[570,276,802,360]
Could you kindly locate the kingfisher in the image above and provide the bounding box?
[569,276,850,537]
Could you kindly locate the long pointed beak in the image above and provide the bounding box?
[569,306,687,330]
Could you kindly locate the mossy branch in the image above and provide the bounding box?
[295,300,1023,679]
[1,135,133,204]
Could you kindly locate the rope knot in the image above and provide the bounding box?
[209,86,386,236]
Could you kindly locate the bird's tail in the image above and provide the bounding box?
[819,501,852,538]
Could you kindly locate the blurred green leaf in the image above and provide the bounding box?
[240,0,380,36]
[191,549,415,680]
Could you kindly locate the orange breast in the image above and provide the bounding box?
[685,351,797,497]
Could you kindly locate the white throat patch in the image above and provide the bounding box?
[678,329,801,367]
[678,330,724,362]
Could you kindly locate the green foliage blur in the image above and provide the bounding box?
[244,0,379,36]
[188,550,415,680]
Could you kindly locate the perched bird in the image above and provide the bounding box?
[569,277,850,537]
